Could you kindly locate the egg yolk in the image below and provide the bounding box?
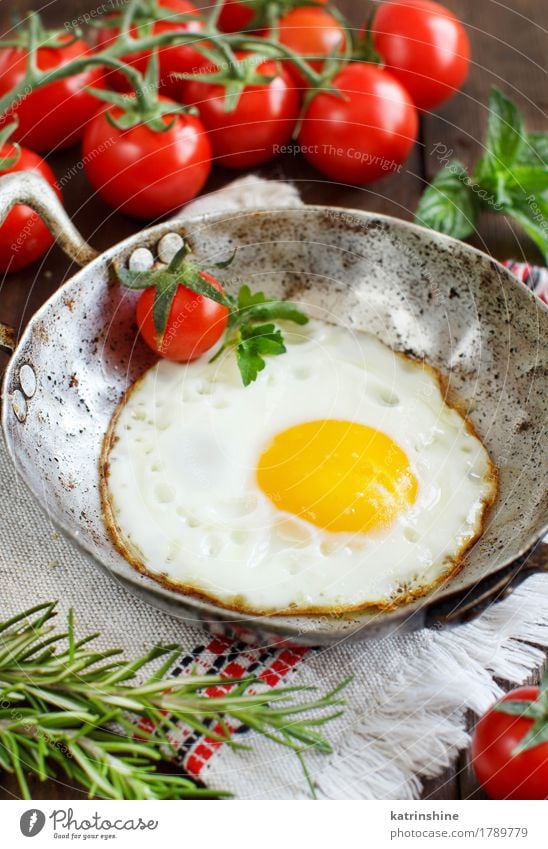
[256,420,418,534]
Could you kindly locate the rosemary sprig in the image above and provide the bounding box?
[0,603,346,799]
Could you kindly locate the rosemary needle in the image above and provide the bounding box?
[0,602,347,799]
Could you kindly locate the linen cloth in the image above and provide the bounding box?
[0,176,546,800]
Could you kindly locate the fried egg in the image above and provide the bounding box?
[101,319,497,615]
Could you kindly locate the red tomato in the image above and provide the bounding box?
[472,686,548,800]
[218,1,255,33]
[298,62,418,183]
[180,56,300,168]
[218,0,328,34]
[277,7,346,87]
[371,0,470,111]
[136,271,228,360]
[96,0,204,98]
[82,99,212,219]
[0,38,104,152]
[0,145,61,272]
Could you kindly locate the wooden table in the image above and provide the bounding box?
[0,0,546,800]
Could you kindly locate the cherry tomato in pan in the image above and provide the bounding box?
[136,271,229,360]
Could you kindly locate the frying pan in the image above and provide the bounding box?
[1,171,546,645]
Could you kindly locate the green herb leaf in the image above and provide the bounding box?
[503,164,548,195]
[414,160,479,239]
[235,285,309,326]
[0,602,347,800]
[236,323,287,386]
[484,87,526,169]
[501,192,548,262]
[236,340,267,386]
[518,132,548,168]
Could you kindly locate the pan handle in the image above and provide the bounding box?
[424,540,547,627]
[0,171,99,267]
[0,172,99,380]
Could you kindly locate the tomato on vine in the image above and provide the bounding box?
[0,33,104,152]
[180,53,300,168]
[218,1,256,33]
[82,56,211,218]
[95,0,205,99]
[298,62,418,183]
[83,100,211,219]
[217,0,329,34]
[277,7,347,87]
[370,0,470,111]
[0,123,62,272]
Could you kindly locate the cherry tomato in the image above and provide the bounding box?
[82,99,212,219]
[298,62,418,183]
[277,7,346,87]
[217,0,328,34]
[96,0,204,98]
[0,38,104,152]
[0,144,61,272]
[136,272,229,360]
[180,56,300,168]
[371,0,470,111]
[218,1,256,33]
[472,686,548,800]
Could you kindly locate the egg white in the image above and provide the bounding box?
[101,320,497,614]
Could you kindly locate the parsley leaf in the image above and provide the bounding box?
[230,285,309,329]
[221,292,308,386]
[236,325,286,386]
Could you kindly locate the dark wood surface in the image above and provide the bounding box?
[0,0,546,801]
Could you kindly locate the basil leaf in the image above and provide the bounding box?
[517,132,548,168]
[504,164,548,195]
[502,193,548,262]
[414,161,479,239]
[485,87,526,167]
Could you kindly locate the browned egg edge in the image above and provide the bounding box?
[99,347,499,618]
